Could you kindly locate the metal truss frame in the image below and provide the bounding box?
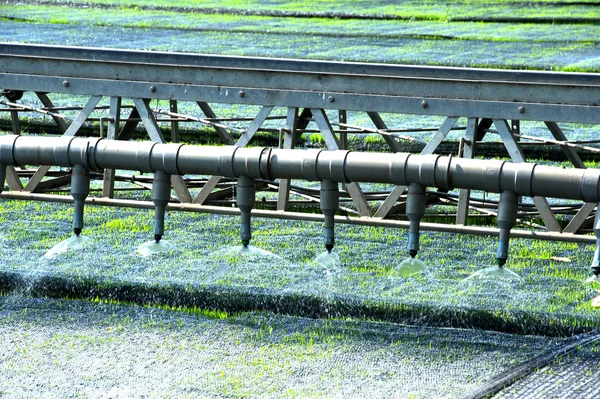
[1,43,599,242]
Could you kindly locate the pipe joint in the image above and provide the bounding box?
[301,150,321,181]
[232,147,264,179]
[582,170,600,203]
[406,154,440,188]
[433,155,453,190]
[150,143,183,175]
[0,135,19,166]
[481,161,505,193]
[53,137,77,167]
[218,146,239,178]
[316,150,349,183]
[513,163,535,197]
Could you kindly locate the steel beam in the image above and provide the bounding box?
[1,44,600,123]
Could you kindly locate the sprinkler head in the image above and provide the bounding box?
[242,239,250,248]
[73,228,82,236]
[495,258,506,267]
[409,249,418,258]
[154,234,162,243]
[325,243,334,253]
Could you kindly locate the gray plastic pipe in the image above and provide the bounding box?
[496,191,518,267]
[2,136,599,203]
[237,176,255,247]
[152,170,170,243]
[3,135,600,269]
[406,183,426,258]
[320,179,339,252]
[70,164,90,236]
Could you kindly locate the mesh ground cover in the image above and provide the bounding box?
[0,294,561,399]
[494,340,600,399]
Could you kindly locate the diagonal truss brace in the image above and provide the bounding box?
[544,121,594,234]
[311,108,372,217]
[375,116,460,219]
[494,119,562,232]
[193,105,274,205]
[25,95,102,193]
[133,98,192,203]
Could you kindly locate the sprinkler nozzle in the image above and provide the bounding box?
[496,257,506,267]
[325,243,334,253]
[242,239,250,248]
[409,249,418,258]
[154,234,162,243]
[73,228,82,236]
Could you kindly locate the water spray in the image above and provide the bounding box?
[152,170,170,244]
[465,190,521,282]
[394,183,428,277]
[237,176,255,248]
[71,164,90,236]
[320,179,339,253]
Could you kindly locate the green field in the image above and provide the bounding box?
[1,1,600,397]
[2,0,600,70]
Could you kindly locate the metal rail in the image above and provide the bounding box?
[2,43,600,123]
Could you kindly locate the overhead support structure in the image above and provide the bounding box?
[1,43,600,244]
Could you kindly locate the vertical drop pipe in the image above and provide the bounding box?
[152,170,171,243]
[70,164,90,236]
[406,183,426,258]
[591,205,600,278]
[237,176,255,247]
[320,179,339,252]
[496,191,518,267]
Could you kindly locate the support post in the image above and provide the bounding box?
[456,118,478,225]
[102,96,121,198]
[277,107,299,211]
